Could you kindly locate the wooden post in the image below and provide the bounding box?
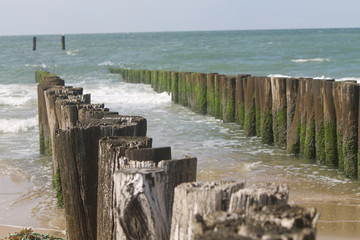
[244,76,257,136]
[341,82,359,178]
[323,80,337,166]
[114,168,169,240]
[170,181,244,240]
[228,183,289,214]
[222,76,236,123]
[235,74,250,128]
[97,136,153,240]
[33,36,37,51]
[61,35,65,50]
[286,78,301,154]
[193,204,319,240]
[256,77,273,144]
[271,77,287,147]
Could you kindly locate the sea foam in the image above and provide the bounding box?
[88,83,172,106]
[291,58,331,63]
[0,116,38,133]
[0,84,36,106]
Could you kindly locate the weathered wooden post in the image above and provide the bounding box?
[37,73,65,155]
[114,168,169,240]
[222,76,236,123]
[171,72,179,103]
[193,73,207,115]
[341,82,359,178]
[193,204,319,240]
[61,35,65,50]
[235,74,250,128]
[323,80,337,166]
[244,76,257,136]
[33,36,37,51]
[228,183,289,214]
[170,181,245,240]
[286,78,300,154]
[97,136,153,240]
[271,77,287,147]
[256,77,273,144]
[301,78,316,159]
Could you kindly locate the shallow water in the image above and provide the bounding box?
[1,29,360,239]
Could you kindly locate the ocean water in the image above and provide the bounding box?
[1,28,360,239]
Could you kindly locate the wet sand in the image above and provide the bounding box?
[0,173,65,240]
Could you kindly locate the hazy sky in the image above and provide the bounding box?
[1,0,359,35]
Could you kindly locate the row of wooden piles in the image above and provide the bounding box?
[111,68,360,180]
[36,71,319,240]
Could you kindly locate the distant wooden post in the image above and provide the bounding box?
[61,35,65,50]
[33,36,36,51]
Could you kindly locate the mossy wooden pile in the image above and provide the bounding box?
[111,68,360,180]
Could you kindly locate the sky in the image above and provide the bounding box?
[1,0,359,36]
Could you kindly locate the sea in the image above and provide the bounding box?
[1,28,360,239]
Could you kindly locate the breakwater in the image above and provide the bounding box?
[36,71,319,240]
[111,68,360,180]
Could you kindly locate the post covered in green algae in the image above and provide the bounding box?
[222,76,236,123]
[286,78,301,154]
[214,74,224,120]
[206,73,217,116]
[235,74,250,128]
[244,76,257,136]
[313,79,326,163]
[323,80,338,166]
[188,72,207,115]
[301,78,316,159]
[36,71,65,155]
[341,82,359,178]
[171,71,179,103]
[271,77,287,147]
[256,77,273,145]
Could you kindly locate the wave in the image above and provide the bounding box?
[66,49,79,56]
[88,83,172,106]
[98,61,115,66]
[0,116,38,133]
[291,58,331,63]
[0,84,36,106]
[336,77,360,83]
[25,63,47,68]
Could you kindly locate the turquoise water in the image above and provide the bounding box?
[1,29,360,239]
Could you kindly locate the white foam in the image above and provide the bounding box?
[25,63,47,68]
[0,116,38,133]
[66,49,79,56]
[268,74,292,78]
[98,61,115,66]
[336,77,360,83]
[291,58,331,63]
[88,83,171,106]
[314,75,334,80]
[0,84,36,106]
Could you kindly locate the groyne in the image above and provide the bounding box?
[111,68,360,180]
[36,71,319,240]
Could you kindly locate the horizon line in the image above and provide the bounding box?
[1,26,359,37]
